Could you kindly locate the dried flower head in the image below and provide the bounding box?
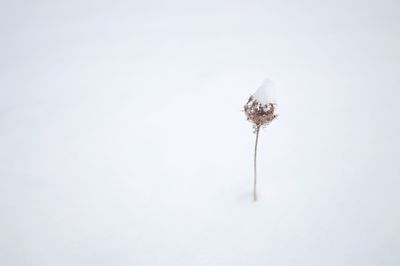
[244,79,278,130]
[244,97,277,129]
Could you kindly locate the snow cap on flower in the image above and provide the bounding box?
[253,78,276,105]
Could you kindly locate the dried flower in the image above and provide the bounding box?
[244,97,277,130]
[243,79,278,201]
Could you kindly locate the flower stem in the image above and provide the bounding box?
[254,126,260,201]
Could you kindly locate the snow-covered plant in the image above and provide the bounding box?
[243,79,278,201]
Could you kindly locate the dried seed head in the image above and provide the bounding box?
[244,96,277,130]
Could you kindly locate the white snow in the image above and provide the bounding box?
[253,78,276,104]
[1,1,400,266]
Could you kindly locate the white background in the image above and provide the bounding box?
[1,0,399,265]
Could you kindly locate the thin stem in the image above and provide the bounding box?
[253,126,260,201]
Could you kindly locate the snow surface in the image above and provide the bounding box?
[1,1,400,266]
[253,79,276,104]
